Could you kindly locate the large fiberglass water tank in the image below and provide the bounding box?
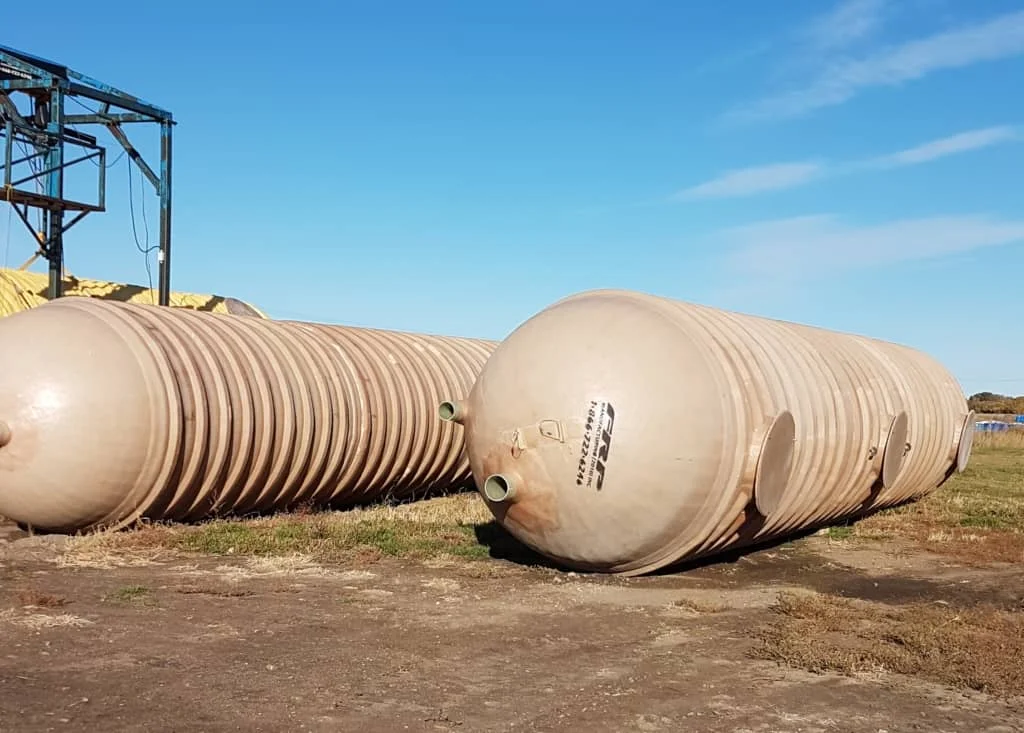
[0,297,495,533]
[440,289,974,575]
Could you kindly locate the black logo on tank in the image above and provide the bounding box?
[576,401,616,491]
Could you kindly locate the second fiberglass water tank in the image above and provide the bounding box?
[0,297,495,533]
[441,289,974,575]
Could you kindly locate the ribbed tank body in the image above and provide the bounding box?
[0,298,495,533]
[448,289,973,575]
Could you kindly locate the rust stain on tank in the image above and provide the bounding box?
[480,444,560,535]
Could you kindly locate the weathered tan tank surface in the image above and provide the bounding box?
[441,289,973,576]
[0,297,496,533]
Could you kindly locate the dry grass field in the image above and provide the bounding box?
[1,430,1022,732]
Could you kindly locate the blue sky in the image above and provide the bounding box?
[2,0,1023,396]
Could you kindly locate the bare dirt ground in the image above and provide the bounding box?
[1,436,1022,732]
[1,529,1021,732]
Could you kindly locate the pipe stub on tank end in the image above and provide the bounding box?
[482,474,516,503]
[0,421,10,448]
[438,399,468,424]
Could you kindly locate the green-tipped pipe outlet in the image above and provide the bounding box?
[0,421,10,448]
[438,399,468,424]
[483,473,516,503]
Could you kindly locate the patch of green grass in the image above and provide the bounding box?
[947,442,1024,523]
[844,440,1024,563]
[170,518,491,562]
[958,509,1020,531]
[67,495,503,566]
[105,585,152,604]
[825,525,854,540]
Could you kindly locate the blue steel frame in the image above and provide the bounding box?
[0,44,175,304]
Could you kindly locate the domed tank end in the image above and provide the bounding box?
[0,421,10,448]
[439,399,468,424]
[483,474,516,503]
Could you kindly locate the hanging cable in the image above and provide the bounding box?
[67,95,126,169]
[3,200,12,269]
[15,139,43,234]
[127,158,157,302]
[72,92,157,302]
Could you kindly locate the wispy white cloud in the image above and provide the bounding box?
[694,0,888,83]
[729,10,1024,123]
[802,0,888,51]
[719,213,1024,280]
[863,126,1021,167]
[675,125,1019,201]
[673,162,824,201]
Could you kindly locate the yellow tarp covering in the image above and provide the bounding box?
[0,267,268,319]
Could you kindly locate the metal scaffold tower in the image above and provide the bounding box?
[0,44,175,304]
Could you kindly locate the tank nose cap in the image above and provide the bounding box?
[0,421,10,448]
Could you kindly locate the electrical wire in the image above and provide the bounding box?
[15,140,43,232]
[67,95,126,169]
[4,92,153,289]
[3,202,12,269]
[127,159,157,302]
[74,93,157,301]
[63,94,153,302]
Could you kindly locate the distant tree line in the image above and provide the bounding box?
[968,392,1024,415]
